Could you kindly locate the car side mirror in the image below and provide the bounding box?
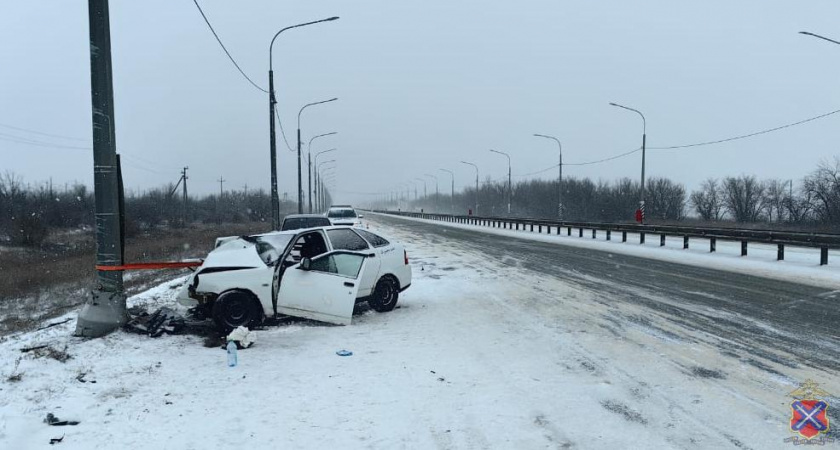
[299,257,312,271]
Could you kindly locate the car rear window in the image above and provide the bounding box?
[327,229,370,251]
[327,209,357,219]
[355,229,390,248]
[281,217,331,231]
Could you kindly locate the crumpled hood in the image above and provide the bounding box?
[200,238,265,269]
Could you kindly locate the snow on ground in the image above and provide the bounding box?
[0,217,835,449]
[377,213,840,289]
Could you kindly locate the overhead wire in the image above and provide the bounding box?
[0,122,87,141]
[649,107,840,150]
[190,0,268,94]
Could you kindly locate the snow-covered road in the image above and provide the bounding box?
[0,216,837,449]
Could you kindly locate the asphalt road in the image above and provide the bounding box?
[373,213,840,374]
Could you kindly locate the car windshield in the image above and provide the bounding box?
[327,209,357,218]
[253,234,293,266]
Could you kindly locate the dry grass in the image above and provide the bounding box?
[0,222,270,335]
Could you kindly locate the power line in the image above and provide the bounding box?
[565,148,641,166]
[0,133,91,150]
[0,122,88,141]
[650,107,840,150]
[191,0,268,94]
[275,109,295,152]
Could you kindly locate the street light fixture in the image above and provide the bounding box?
[439,169,455,214]
[307,132,337,213]
[297,97,338,213]
[610,102,647,224]
[489,149,511,215]
[534,134,562,219]
[799,31,840,46]
[268,16,339,229]
[460,161,479,215]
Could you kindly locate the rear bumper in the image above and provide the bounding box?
[400,283,411,293]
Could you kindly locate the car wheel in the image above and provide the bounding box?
[212,290,262,333]
[369,276,399,312]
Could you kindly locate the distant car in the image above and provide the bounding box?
[326,206,363,227]
[280,214,332,231]
[178,226,412,331]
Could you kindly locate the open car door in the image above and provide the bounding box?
[276,251,368,325]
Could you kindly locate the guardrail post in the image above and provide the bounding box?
[683,236,689,249]
[640,232,645,244]
[530,224,534,232]
[660,235,665,247]
[556,225,561,235]
[821,247,829,266]
[578,228,583,238]
[710,238,716,253]
[777,244,784,261]
[741,240,747,256]
[606,230,611,241]
[592,229,596,239]
[515,223,519,231]
[567,227,571,236]
[622,231,627,242]
[536,225,540,233]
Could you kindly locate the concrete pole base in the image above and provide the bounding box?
[74,289,127,337]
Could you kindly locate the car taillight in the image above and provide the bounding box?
[404,250,408,265]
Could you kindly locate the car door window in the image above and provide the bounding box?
[309,253,365,278]
[327,229,370,251]
[355,229,390,248]
[284,232,328,266]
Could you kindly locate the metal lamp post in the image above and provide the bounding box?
[297,97,338,213]
[307,132,337,212]
[610,102,647,224]
[313,147,337,212]
[268,16,339,229]
[533,134,562,219]
[799,31,840,46]
[489,149,511,215]
[317,159,336,212]
[460,161,479,215]
[425,174,438,212]
[439,168,454,214]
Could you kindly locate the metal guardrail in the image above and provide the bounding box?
[372,210,840,266]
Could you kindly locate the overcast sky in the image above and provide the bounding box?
[2,1,839,204]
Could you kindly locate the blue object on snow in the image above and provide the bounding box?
[227,340,238,367]
[336,350,353,357]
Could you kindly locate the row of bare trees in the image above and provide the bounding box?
[0,172,312,247]
[378,158,840,230]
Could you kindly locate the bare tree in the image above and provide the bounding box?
[722,175,766,222]
[763,179,788,223]
[803,157,840,224]
[689,178,723,221]
[646,177,685,220]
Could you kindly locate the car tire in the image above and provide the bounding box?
[369,276,399,312]
[212,289,263,333]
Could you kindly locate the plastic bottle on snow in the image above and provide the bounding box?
[227,340,238,367]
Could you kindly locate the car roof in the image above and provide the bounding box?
[328,205,353,208]
[256,225,356,237]
[283,214,331,219]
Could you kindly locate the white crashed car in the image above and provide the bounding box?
[178,226,412,331]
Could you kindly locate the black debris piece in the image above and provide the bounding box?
[49,435,64,445]
[44,413,79,426]
[124,307,185,337]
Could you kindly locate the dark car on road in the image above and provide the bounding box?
[280,214,333,231]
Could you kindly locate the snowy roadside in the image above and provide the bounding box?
[0,217,834,448]
[371,212,840,289]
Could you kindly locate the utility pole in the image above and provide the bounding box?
[217,176,225,224]
[181,167,189,227]
[218,176,226,197]
[76,0,126,337]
